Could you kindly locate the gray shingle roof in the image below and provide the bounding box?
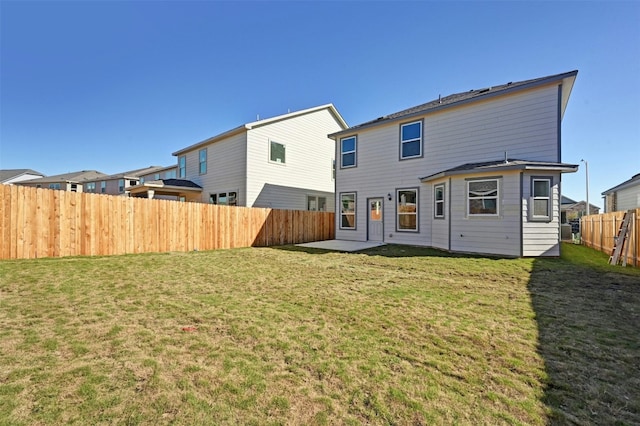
[0,169,45,183]
[601,172,640,195]
[18,170,108,184]
[420,159,579,182]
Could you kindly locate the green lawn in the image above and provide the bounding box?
[0,243,638,425]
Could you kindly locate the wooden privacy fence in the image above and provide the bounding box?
[580,208,640,267]
[0,184,335,260]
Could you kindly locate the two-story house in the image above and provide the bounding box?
[0,169,45,184]
[131,104,347,210]
[330,71,579,257]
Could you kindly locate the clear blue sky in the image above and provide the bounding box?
[1,1,639,208]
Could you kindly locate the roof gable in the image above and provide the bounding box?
[601,172,640,195]
[331,70,578,138]
[173,104,347,156]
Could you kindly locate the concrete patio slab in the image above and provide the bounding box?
[296,240,385,252]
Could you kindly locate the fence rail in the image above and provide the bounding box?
[0,184,334,260]
[580,208,640,267]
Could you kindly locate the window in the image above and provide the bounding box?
[140,177,145,184]
[154,173,161,180]
[397,188,418,231]
[129,180,136,186]
[210,191,238,206]
[307,195,327,211]
[100,181,106,193]
[86,182,96,193]
[468,179,499,216]
[400,121,422,159]
[531,178,551,220]
[270,141,286,164]
[179,156,186,178]
[165,170,176,179]
[340,193,356,229]
[118,179,125,193]
[332,159,336,180]
[70,184,78,192]
[49,183,61,190]
[434,184,445,219]
[199,149,207,174]
[340,136,356,168]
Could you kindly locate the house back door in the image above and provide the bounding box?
[368,198,383,242]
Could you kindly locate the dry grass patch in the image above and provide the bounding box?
[0,243,638,425]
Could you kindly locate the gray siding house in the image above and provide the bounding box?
[330,71,579,257]
[134,104,348,210]
[602,173,640,212]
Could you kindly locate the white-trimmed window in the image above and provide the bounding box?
[86,182,96,193]
[210,191,238,206]
[400,121,422,159]
[199,149,207,174]
[270,141,286,164]
[434,184,445,219]
[307,195,327,211]
[179,156,186,178]
[397,188,418,231]
[340,136,357,168]
[468,179,499,216]
[531,178,552,220]
[340,192,356,229]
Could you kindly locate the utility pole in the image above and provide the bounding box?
[581,159,590,216]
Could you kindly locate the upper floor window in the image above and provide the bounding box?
[140,177,145,184]
[118,179,125,193]
[400,121,422,159]
[397,188,418,231]
[86,182,96,193]
[165,170,176,179]
[531,178,551,221]
[340,136,356,168]
[199,149,207,174]
[270,141,286,164]
[179,156,186,178]
[468,179,499,216]
[100,181,106,193]
[434,184,445,219]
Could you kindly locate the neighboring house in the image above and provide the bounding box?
[129,165,183,201]
[16,170,108,192]
[561,197,600,220]
[131,104,348,210]
[330,70,579,257]
[82,165,165,195]
[602,173,640,212]
[0,169,46,184]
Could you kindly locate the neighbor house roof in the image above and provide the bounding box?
[330,70,578,138]
[561,195,578,205]
[172,103,348,156]
[419,159,579,182]
[85,166,165,181]
[0,169,45,183]
[18,170,108,184]
[601,172,640,195]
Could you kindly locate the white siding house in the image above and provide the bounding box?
[161,104,347,210]
[330,71,579,257]
[602,173,640,212]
